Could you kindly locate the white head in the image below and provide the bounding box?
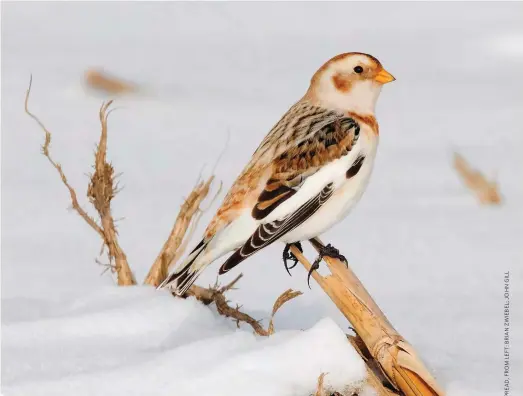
[305,52,395,115]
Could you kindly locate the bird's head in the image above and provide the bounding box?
[305,52,395,115]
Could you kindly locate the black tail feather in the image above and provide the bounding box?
[157,239,208,295]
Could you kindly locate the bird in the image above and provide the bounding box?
[158,52,395,295]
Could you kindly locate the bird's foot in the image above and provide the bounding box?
[307,243,348,288]
[282,242,303,276]
[319,243,348,266]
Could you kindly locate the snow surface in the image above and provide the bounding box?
[1,2,522,395]
[2,287,370,396]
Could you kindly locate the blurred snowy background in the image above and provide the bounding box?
[1,2,522,395]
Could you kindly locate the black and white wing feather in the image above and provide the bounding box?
[219,183,334,274]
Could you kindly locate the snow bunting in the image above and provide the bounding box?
[159,52,395,295]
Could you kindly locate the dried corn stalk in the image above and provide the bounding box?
[291,240,445,396]
[144,176,216,287]
[453,152,501,205]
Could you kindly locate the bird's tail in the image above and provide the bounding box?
[157,239,210,296]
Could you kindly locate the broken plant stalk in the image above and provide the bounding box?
[144,176,217,287]
[290,240,445,396]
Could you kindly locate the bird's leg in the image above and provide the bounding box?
[307,238,348,288]
[282,242,303,276]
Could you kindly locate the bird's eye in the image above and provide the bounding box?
[353,66,364,74]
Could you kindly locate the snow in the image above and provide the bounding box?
[2,287,369,396]
[1,2,522,395]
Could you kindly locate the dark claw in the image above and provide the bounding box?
[282,242,303,276]
[284,256,298,276]
[282,245,297,276]
[307,257,321,288]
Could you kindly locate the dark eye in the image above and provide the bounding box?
[354,66,364,74]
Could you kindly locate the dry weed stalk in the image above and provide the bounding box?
[291,240,445,396]
[314,373,328,396]
[187,275,302,336]
[453,152,501,205]
[144,176,221,287]
[25,77,136,286]
[88,101,135,285]
[25,78,104,240]
[266,289,303,335]
[85,69,136,95]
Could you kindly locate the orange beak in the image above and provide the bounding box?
[374,68,396,84]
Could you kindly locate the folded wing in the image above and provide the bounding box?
[252,116,360,220]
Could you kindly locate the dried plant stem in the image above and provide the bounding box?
[143,177,220,287]
[88,102,135,285]
[314,373,327,396]
[291,240,444,396]
[25,77,135,286]
[187,274,269,335]
[25,76,105,239]
[185,274,301,337]
[266,289,302,335]
[347,336,397,396]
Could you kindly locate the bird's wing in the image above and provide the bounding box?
[219,116,361,273]
[252,116,361,220]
